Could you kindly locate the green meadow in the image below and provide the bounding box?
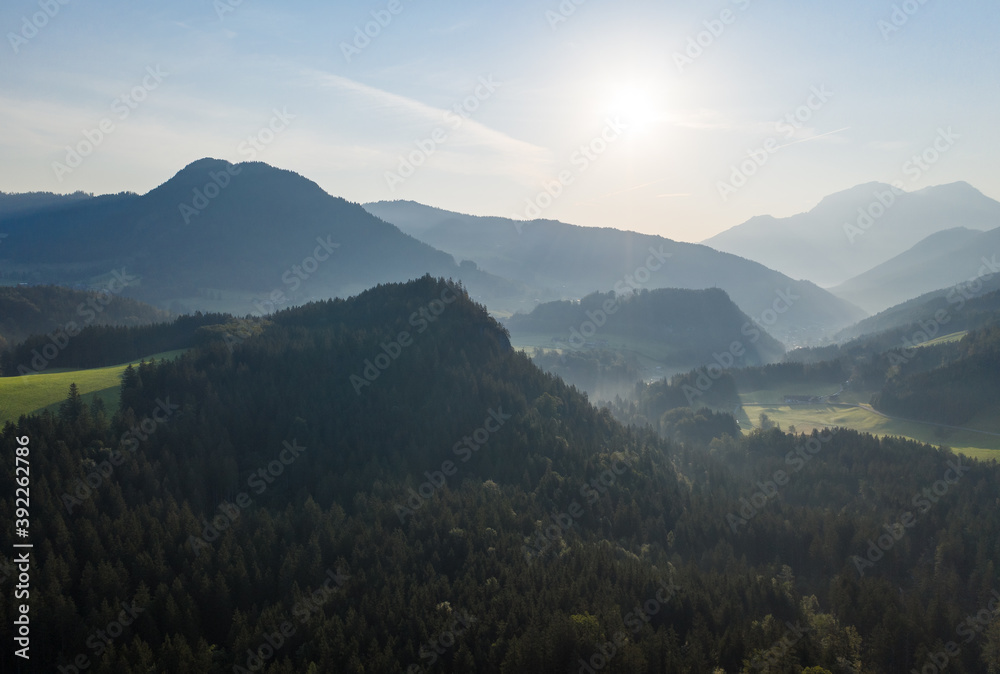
[740,388,1000,461]
[0,350,187,425]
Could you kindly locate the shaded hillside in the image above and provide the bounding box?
[0,159,525,314]
[0,189,92,219]
[527,348,641,402]
[507,288,786,367]
[872,326,1000,427]
[703,181,1000,286]
[365,200,866,345]
[834,283,1000,343]
[5,277,1000,672]
[0,284,169,351]
[831,225,1000,313]
[0,311,229,376]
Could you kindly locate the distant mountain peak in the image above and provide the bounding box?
[702,180,1000,287]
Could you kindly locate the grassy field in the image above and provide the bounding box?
[740,391,1000,460]
[918,330,968,348]
[0,350,187,425]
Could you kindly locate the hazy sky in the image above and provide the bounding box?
[1,0,997,241]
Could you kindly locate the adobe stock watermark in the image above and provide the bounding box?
[684,287,799,406]
[878,0,934,40]
[15,269,138,376]
[395,407,512,523]
[851,457,970,576]
[512,117,628,230]
[340,0,410,62]
[748,620,811,673]
[7,0,69,54]
[726,430,834,533]
[911,589,1000,674]
[844,126,958,243]
[214,0,245,21]
[404,610,476,673]
[224,234,340,352]
[884,255,1000,368]
[233,566,350,674]
[943,255,1000,313]
[350,283,459,394]
[61,398,179,514]
[178,108,294,224]
[523,458,631,563]
[51,66,169,183]
[577,578,681,673]
[187,439,307,556]
[546,0,586,30]
[385,75,501,191]
[56,598,145,673]
[673,0,751,73]
[561,246,671,349]
[717,86,833,202]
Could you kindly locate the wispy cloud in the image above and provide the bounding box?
[301,69,552,176]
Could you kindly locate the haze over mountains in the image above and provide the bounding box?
[365,200,864,345]
[4,160,999,349]
[0,159,523,314]
[506,288,785,365]
[703,181,1000,287]
[7,2,1000,671]
[831,225,1000,313]
[3,158,869,349]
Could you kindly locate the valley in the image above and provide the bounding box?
[3,6,1000,668]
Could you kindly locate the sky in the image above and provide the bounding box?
[0,0,997,242]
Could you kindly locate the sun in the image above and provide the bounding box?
[606,83,663,134]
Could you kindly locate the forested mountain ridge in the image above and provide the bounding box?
[0,159,524,314]
[0,284,170,355]
[872,325,1000,426]
[0,189,92,219]
[4,277,1000,672]
[365,200,866,344]
[835,281,1000,343]
[507,287,786,365]
[830,226,1000,313]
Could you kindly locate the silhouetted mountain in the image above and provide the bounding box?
[0,159,524,314]
[507,287,785,367]
[830,225,1000,313]
[833,280,1000,344]
[0,189,92,219]
[365,200,865,345]
[703,181,1000,286]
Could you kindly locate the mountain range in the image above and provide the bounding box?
[0,159,521,315]
[6,162,997,348]
[830,225,1000,313]
[702,181,1000,287]
[364,200,865,345]
[1,159,868,348]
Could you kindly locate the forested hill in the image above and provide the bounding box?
[506,287,786,366]
[0,284,169,351]
[873,325,1000,426]
[6,276,1000,672]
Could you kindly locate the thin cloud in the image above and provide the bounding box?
[302,69,552,170]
